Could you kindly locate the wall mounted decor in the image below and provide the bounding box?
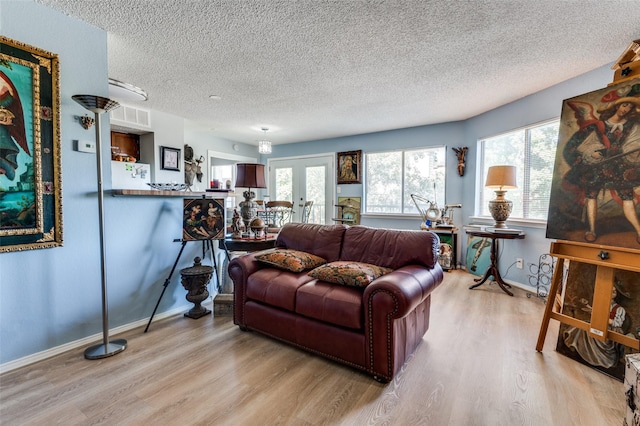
[337,150,362,184]
[161,146,180,171]
[546,77,640,249]
[452,147,468,177]
[0,36,62,253]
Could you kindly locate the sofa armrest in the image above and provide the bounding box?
[364,265,443,318]
[363,264,444,381]
[229,251,267,327]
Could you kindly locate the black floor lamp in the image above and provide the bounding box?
[72,94,127,359]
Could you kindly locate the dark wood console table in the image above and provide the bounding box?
[465,229,525,296]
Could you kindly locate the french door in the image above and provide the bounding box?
[267,155,334,224]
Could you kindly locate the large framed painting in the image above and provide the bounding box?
[0,36,62,252]
[546,77,640,249]
[555,261,639,381]
[337,150,361,184]
[183,198,225,241]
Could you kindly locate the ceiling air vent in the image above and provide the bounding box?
[110,104,151,130]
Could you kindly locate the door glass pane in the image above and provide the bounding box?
[306,166,325,224]
[275,167,293,201]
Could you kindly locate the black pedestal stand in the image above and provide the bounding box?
[144,238,219,333]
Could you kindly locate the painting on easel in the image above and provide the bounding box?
[546,77,640,249]
[183,198,225,241]
[555,261,640,381]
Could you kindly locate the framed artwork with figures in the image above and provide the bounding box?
[183,198,225,241]
[337,150,361,184]
[555,261,639,381]
[546,77,640,249]
[0,36,62,252]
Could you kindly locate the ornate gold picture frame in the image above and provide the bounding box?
[0,36,62,252]
[336,150,361,184]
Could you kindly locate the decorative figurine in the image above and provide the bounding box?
[232,208,244,238]
[452,147,468,177]
[184,144,196,190]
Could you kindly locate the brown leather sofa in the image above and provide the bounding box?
[229,223,444,382]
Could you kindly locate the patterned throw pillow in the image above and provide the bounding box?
[308,261,393,287]
[255,249,326,273]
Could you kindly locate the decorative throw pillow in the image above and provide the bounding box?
[255,249,326,273]
[308,261,393,287]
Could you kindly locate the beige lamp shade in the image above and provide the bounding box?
[485,165,517,190]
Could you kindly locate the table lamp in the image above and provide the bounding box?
[485,165,517,228]
[235,163,267,230]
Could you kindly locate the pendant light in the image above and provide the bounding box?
[258,127,272,154]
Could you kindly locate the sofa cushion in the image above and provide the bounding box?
[340,226,440,269]
[275,223,347,262]
[246,268,315,312]
[308,261,393,287]
[295,281,364,329]
[255,248,326,273]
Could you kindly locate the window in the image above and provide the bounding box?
[478,120,559,221]
[365,147,446,214]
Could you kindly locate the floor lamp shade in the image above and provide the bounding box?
[235,163,267,229]
[485,165,517,228]
[72,94,127,359]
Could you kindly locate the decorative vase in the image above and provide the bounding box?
[179,257,213,319]
[239,189,257,230]
[488,190,512,228]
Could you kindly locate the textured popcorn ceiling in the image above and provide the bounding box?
[37,0,640,145]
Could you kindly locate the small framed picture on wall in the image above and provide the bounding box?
[161,146,180,171]
[337,150,362,184]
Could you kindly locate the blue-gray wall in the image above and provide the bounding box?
[0,0,619,366]
[263,66,614,286]
[1,0,211,366]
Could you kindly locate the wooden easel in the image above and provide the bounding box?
[537,41,640,352]
[536,241,640,352]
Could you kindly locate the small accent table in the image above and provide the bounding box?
[465,229,525,296]
[215,234,278,315]
[219,234,278,255]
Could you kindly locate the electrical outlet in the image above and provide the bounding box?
[516,258,523,269]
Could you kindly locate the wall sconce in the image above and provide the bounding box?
[485,165,517,228]
[79,115,95,129]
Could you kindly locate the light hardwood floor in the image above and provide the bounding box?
[0,270,625,425]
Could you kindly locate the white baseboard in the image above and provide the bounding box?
[0,304,192,374]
